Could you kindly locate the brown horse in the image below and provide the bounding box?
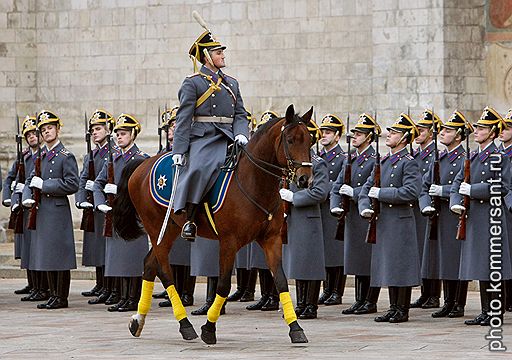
[113,104,313,344]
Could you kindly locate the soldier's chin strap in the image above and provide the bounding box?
[391,131,410,149]
[483,125,497,143]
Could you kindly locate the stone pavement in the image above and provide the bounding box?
[0,279,510,359]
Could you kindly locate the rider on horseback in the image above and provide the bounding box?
[172,25,249,240]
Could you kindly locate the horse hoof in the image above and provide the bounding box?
[200,320,217,345]
[289,321,308,344]
[179,318,198,341]
[129,314,145,337]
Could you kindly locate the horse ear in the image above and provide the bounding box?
[301,106,313,123]
[285,104,295,124]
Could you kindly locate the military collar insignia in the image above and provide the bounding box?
[470,150,478,160]
[420,142,435,160]
[504,145,512,158]
[439,150,447,159]
[320,145,342,162]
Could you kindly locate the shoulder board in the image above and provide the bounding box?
[59,148,71,157]
[404,154,414,160]
[223,74,237,82]
[187,72,200,78]
[22,149,30,157]
[311,153,322,162]
[136,150,149,158]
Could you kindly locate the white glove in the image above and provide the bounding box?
[10,182,15,191]
[330,207,344,216]
[459,182,471,196]
[368,187,380,199]
[14,183,25,194]
[279,188,293,203]
[22,199,35,208]
[104,183,117,195]
[429,184,442,197]
[29,176,43,190]
[97,204,112,213]
[2,199,11,207]
[339,184,354,198]
[422,206,436,215]
[450,204,465,215]
[235,134,249,146]
[80,201,94,209]
[12,203,19,212]
[172,153,184,166]
[360,209,374,218]
[85,180,95,191]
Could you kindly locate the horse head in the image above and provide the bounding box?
[276,104,313,188]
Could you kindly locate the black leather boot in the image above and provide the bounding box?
[294,280,307,316]
[354,286,380,315]
[261,277,279,311]
[318,267,333,305]
[375,287,398,322]
[240,269,257,302]
[192,277,222,315]
[89,276,111,305]
[227,268,247,302]
[30,271,49,302]
[47,271,70,309]
[299,280,321,319]
[480,281,502,326]
[448,280,468,318]
[153,289,168,299]
[432,280,456,318]
[181,266,195,307]
[105,277,121,305]
[38,272,57,309]
[506,279,512,312]
[181,203,198,241]
[465,281,489,325]
[410,280,428,308]
[421,279,440,309]
[343,275,368,314]
[118,277,141,312]
[389,287,411,323]
[82,267,104,297]
[247,269,270,310]
[325,266,345,306]
[14,270,32,294]
[108,277,129,312]
[21,271,38,301]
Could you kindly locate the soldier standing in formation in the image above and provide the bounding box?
[450,107,512,326]
[332,113,382,315]
[76,110,115,304]
[419,110,472,318]
[410,109,442,310]
[359,113,421,323]
[94,114,149,312]
[317,114,347,306]
[22,110,79,309]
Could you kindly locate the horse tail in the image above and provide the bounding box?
[113,157,147,240]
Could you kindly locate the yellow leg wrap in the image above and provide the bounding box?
[280,292,297,325]
[137,280,154,315]
[167,285,187,321]
[207,294,227,323]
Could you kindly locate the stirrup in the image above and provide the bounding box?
[181,221,197,240]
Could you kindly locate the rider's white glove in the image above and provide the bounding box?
[14,183,25,194]
[172,154,184,166]
[422,206,436,215]
[339,184,354,198]
[97,204,112,213]
[368,187,380,199]
[360,209,374,218]
[459,182,471,196]
[104,183,117,195]
[2,199,11,207]
[279,188,293,203]
[429,184,443,197]
[235,134,249,146]
[80,202,94,209]
[22,199,35,208]
[450,204,465,215]
[330,207,344,216]
[85,180,95,191]
[29,176,43,190]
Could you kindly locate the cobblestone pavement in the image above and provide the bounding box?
[0,279,510,359]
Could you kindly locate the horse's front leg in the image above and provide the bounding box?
[259,235,308,344]
[200,240,235,345]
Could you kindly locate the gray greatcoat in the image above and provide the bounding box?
[418,145,465,280]
[190,237,219,277]
[359,147,421,287]
[169,236,192,266]
[249,241,268,269]
[450,143,512,281]
[173,65,249,213]
[93,143,149,277]
[331,145,376,276]
[22,142,79,271]
[235,244,251,269]
[75,142,112,267]
[282,155,329,280]
[412,141,436,268]
[4,159,22,259]
[319,144,346,267]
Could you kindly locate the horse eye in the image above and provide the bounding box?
[287,137,293,144]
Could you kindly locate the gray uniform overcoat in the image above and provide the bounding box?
[282,155,329,280]
[359,147,421,287]
[93,143,149,277]
[190,237,219,277]
[249,241,268,269]
[331,145,376,276]
[319,144,346,267]
[450,143,512,281]
[418,145,465,280]
[173,65,249,213]
[22,142,79,271]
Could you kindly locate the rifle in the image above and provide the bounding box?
[365,112,380,244]
[8,115,25,233]
[80,112,95,232]
[158,105,163,153]
[428,108,440,241]
[280,176,289,245]
[103,129,114,237]
[456,128,471,240]
[335,113,351,241]
[27,113,41,230]
[408,106,414,155]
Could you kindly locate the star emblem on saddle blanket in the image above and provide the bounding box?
[157,174,167,190]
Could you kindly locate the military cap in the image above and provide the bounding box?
[89,109,115,131]
[387,113,419,143]
[258,110,280,128]
[352,113,382,135]
[473,106,506,135]
[37,110,62,129]
[114,113,142,137]
[443,110,474,136]
[320,114,344,133]
[416,108,443,132]
[189,30,226,66]
[503,108,512,126]
[22,115,37,136]
[160,106,178,129]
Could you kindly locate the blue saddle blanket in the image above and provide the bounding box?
[149,152,234,214]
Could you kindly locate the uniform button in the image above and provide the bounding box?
[213,104,216,108]
[390,184,394,187]
[422,168,426,172]
[360,165,363,168]
[329,179,333,182]
[52,161,55,164]
[453,163,457,167]
[331,162,335,165]
[448,181,452,184]
[393,165,397,169]
[481,181,484,183]
[388,204,393,208]
[391,174,394,177]
[329,171,333,174]
[484,162,488,165]
[231,104,234,107]
[450,171,453,174]
[336,155,339,158]
[426,161,429,164]
[49,169,52,173]
[212,94,215,97]
[357,183,361,186]
[358,174,361,177]
[49,177,52,179]
[480,200,484,204]
[46,194,50,197]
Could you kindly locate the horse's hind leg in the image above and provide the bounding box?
[129,248,159,337]
[154,228,198,341]
[258,236,308,344]
[200,240,236,345]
